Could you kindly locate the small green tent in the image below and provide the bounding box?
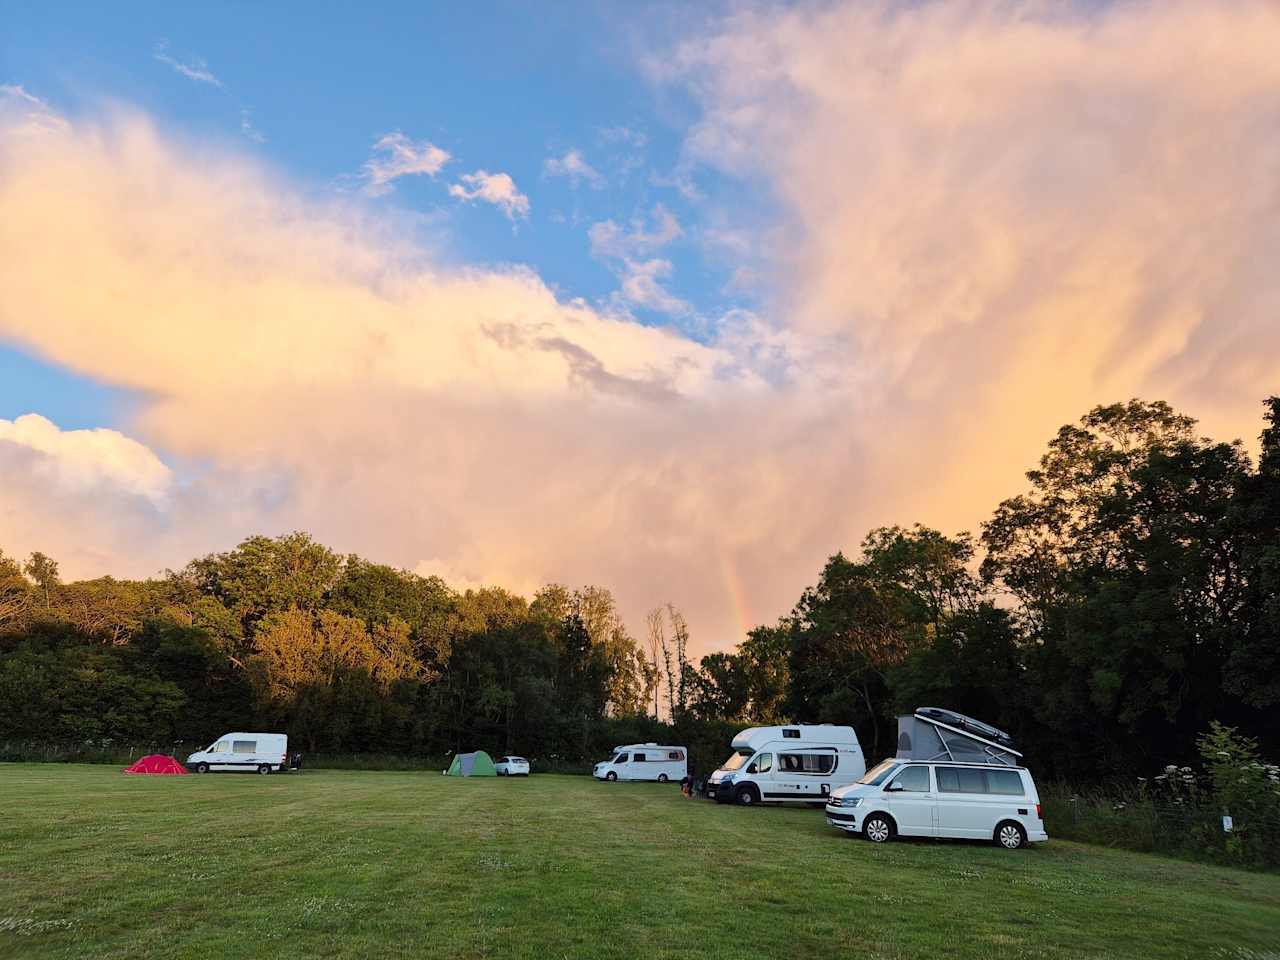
[445,751,497,777]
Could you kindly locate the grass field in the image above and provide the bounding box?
[2,765,1278,959]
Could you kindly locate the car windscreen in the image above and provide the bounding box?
[857,758,900,786]
[718,749,753,772]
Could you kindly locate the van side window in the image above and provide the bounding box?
[938,767,987,793]
[779,752,835,774]
[889,766,929,792]
[211,741,229,754]
[615,754,629,763]
[232,741,257,754]
[755,753,773,773]
[668,751,684,761]
[986,770,1024,795]
[633,753,646,762]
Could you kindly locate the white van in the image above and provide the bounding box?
[593,744,687,783]
[825,759,1048,848]
[706,725,865,805]
[186,732,289,774]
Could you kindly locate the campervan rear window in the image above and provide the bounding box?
[985,769,1024,795]
[668,751,684,761]
[233,741,257,754]
[937,767,1019,794]
[779,752,836,774]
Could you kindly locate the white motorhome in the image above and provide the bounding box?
[186,732,289,774]
[823,708,1047,847]
[593,744,687,783]
[706,725,865,805]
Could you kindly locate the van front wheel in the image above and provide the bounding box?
[606,771,617,782]
[195,763,209,774]
[863,814,894,843]
[996,821,1027,849]
[735,785,759,806]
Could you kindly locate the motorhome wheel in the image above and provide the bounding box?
[996,821,1027,849]
[195,762,209,774]
[606,771,618,781]
[657,773,668,782]
[258,764,271,775]
[735,785,759,806]
[863,814,893,843]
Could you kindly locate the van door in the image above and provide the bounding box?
[882,764,937,837]
[935,766,1008,838]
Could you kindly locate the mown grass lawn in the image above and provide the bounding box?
[2,764,1278,959]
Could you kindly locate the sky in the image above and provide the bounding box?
[2,0,1279,656]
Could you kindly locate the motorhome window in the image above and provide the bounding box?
[232,741,257,754]
[211,741,229,753]
[938,767,987,793]
[721,750,753,772]
[783,729,801,738]
[857,759,899,786]
[614,754,629,763]
[986,770,1023,795]
[780,752,835,774]
[754,753,773,773]
[668,751,684,761]
[633,753,647,762]
[889,766,930,792]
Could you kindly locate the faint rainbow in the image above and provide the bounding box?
[718,546,753,640]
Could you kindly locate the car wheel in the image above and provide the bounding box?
[863,814,894,843]
[735,785,758,806]
[258,764,271,775]
[657,773,668,783]
[606,771,617,782]
[996,821,1027,849]
[195,762,209,774]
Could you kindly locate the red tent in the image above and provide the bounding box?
[124,754,189,775]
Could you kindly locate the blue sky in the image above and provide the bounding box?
[2,0,749,433]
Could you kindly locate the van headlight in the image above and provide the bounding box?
[837,797,861,808]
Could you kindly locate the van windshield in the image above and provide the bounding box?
[857,759,900,786]
[718,749,753,772]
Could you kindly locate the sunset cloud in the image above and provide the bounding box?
[448,170,530,220]
[153,41,223,87]
[1,0,1279,655]
[544,148,604,188]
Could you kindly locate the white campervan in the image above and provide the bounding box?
[593,744,687,783]
[186,732,289,774]
[706,724,865,805]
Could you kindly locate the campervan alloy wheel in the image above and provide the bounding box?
[606,771,618,781]
[657,773,668,782]
[863,814,893,843]
[735,785,758,806]
[258,764,271,775]
[195,763,209,774]
[996,821,1027,849]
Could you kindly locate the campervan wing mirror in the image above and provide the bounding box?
[746,761,758,774]
[886,781,904,792]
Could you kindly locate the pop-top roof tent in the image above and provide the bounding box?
[123,754,190,775]
[445,751,497,777]
[896,708,1022,767]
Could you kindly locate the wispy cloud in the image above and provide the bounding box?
[153,41,223,87]
[362,132,451,196]
[544,148,604,188]
[598,125,648,149]
[589,206,689,316]
[448,170,530,220]
[240,108,264,144]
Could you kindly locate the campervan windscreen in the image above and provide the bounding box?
[857,759,900,786]
[719,749,753,772]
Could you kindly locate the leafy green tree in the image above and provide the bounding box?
[23,551,59,608]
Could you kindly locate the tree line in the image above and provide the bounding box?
[1,397,1277,780]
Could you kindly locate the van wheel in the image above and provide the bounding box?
[657,773,668,783]
[863,814,894,843]
[996,821,1027,849]
[606,771,617,782]
[258,764,271,775]
[195,763,209,774]
[735,785,759,806]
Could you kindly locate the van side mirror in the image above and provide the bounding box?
[746,763,758,774]
[886,782,903,792]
